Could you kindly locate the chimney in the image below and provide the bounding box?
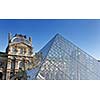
[8,32,12,43]
[29,37,32,44]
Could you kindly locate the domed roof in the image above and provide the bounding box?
[10,34,32,46]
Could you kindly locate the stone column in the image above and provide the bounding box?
[15,60,18,72]
[6,59,11,80]
[2,68,6,80]
[2,73,5,80]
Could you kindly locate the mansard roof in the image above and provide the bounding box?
[8,33,32,47]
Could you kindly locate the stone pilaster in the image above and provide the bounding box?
[15,60,19,73]
[6,59,11,80]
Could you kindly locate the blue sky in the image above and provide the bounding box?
[0,19,100,59]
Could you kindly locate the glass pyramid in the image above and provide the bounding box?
[36,34,100,80]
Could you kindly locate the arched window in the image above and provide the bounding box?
[11,57,16,69]
[19,61,24,68]
[0,62,2,67]
[20,48,24,54]
[0,72,3,80]
[11,61,15,69]
[12,48,17,53]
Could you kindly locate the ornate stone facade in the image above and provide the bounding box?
[0,33,34,80]
[0,52,7,79]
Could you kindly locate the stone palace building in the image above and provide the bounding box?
[0,33,34,80]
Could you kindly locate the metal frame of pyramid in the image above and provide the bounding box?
[35,34,100,80]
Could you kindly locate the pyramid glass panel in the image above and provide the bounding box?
[36,34,100,80]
